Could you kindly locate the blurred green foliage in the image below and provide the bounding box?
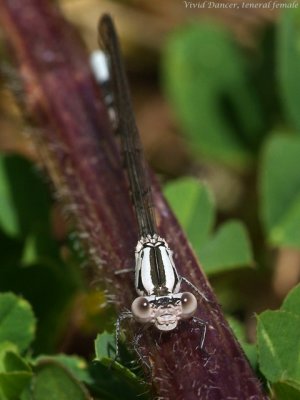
[0,292,147,400]
[21,360,90,400]
[163,22,265,167]
[1,8,300,399]
[227,316,257,370]
[0,154,81,353]
[0,341,32,400]
[93,333,148,400]
[0,293,35,353]
[164,178,253,274]
[260,135,300,248]
[162,8,300,398]
[278,8,300,132]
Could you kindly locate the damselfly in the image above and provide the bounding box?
[96,14,209,357]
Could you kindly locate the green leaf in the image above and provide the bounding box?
[0,293,36,352]
[2,351,31,373]
[94,331,116,361]
[164,178,253,275]
[163,23,263,167]
[281,284,300,316]
[260,134,300,248]
[270,194,300,247]
[0,359,32,400]
[0,343,32,400]
[21,236,37,266]
[164,178,214,248]
[89,361,148,400]
[93,332,149,400]
[257,285,300,394]
[278,8,300,132]
[30,360,91,400]
[257,310,300,384]
[273,382,300,400]
[199,221,253,274]
[0,155,51,239]
[0,256,80,354]
[35,355,91,384]
[0,342,18,370]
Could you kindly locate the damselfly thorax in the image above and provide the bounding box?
[135,234,180,297]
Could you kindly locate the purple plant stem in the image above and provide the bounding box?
[0,1,268,399]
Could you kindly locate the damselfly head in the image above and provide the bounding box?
[131,292,197,331]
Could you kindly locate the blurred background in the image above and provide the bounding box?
[0,0,300,383]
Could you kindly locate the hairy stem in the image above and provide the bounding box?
[0,1,268,399]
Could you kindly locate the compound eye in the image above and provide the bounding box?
[181,292,197,319]
[131,297,152,323]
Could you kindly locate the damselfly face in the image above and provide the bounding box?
[131,292,197,331]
